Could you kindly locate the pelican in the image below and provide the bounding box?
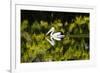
[46,27,64,46]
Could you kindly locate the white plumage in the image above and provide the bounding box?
[46,27,64,46]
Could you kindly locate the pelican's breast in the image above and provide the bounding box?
[53,32,61,37]
[52,32,61,41]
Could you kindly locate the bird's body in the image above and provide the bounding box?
[46,27,64,46]
[51,32,64,41]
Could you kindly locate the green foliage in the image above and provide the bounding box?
[21,12,89,63]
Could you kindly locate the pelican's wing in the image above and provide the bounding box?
[46,27,55,35]
[46,37,55,46]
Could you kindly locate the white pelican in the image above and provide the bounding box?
[46,27,64,46]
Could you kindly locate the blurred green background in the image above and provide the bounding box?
[21,10,89,63]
